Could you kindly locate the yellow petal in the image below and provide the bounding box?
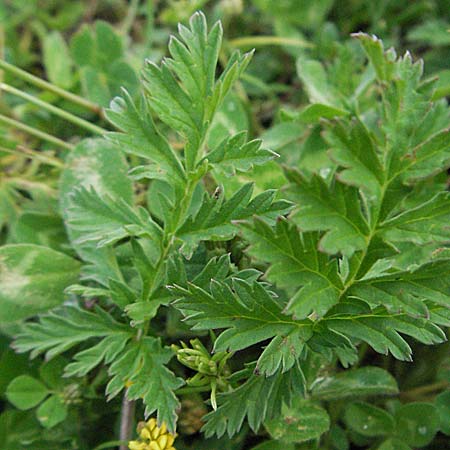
[140,427,151,440]
[147,418,157,431]
[157,435,167,448]
[159,422,167,435]
[151,426,160,440]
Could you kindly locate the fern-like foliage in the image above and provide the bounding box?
[169,34,450,436]
[12,12,279,432]
[10,15,450,442]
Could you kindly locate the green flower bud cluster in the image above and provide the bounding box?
[172,338,231,410]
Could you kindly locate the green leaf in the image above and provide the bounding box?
[380,192,450,245]
[241,217,342,319]
[59,138,133,284]
[106,91,186,186]
[285,169,370,256]
[377,439,412,450]
[176,183,290,257]
[6,376,49,410]
[435,390,450,435]
[95,21,123,67]
[11,213,67,252]
[264,401,330,443]
[352,33,394,82]
[66,186,162,248]
[142,11,252,170]
[70,24,96,67]
[311,367,398,400]
[325,119,384,204]
[343,401,394,437]
[202,364,306,438]
[296,56,342,107]
[39,357,68,390]
[79,66,111,106]
[36,395,68,429]
[13,306,130,360]
[70,21,137,106]
[42,31,73,88]
[395,402,440,447]
[0,244,80,323]
[349,259,450,318]
[173,277,312,356]
[323,304,446,361]
[298,103,349,123]
[205,131,276,175]
[106,337,183,432]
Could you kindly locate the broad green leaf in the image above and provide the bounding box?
[241,217,342,319]
[95,21,123,67]
[298,103,349,123]
[435,390,450,435]
[6,376,49,410]
[296,56,342,107]
[264,401,330,443]
[39,357,68,390]
[79,66,111,106]
[0,348,31,396]
[329,425,349,450]
[377,439,412,450]
[42,31,73,88]
[10,213,67,252]
[59,138,132,284]
[0,244,80,323]
[395,402,440,447]
[36,395,67,428]
[70,21,138,105]
[311,367,398,400]
[344,401,394,437]
[70,24,96,67]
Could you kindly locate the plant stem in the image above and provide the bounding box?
[0,113,73,150]
[229,35,313,49]
[0,144,64,167]
[0,83,105,135]
[119,396,136,450]
[121,0,140,35]
[400,380,449,400]
[0,59,103,116]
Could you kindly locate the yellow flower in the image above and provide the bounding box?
[128,418,176,450]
